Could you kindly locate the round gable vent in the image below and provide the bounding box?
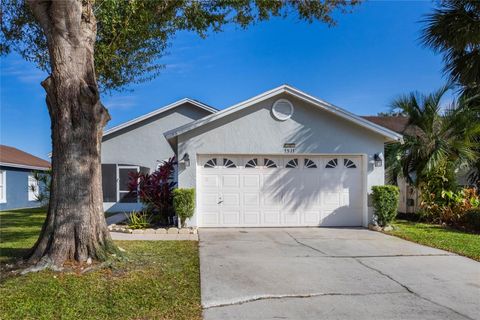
[271,99,294,121]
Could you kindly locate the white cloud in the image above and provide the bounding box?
[1,60,46,84]
[103,95,137,110]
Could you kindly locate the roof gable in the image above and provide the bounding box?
[103,98,217,137]
[0,145,50,170]
[164,85,403,142]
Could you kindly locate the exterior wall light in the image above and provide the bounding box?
[181,153,190,167]
[374,153,383,167]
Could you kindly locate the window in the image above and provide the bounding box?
[285,158,298,168]
[304,158,317,168]
[223,158,236,168]
[0,170,5,203]
[264,158,277,168]
[204,158,217,168]
[28,174,39,201]
[245,158,258,168]
[344,158,357,168]
[118,166,139,203]
[325,158,338,168]
[272,99,294,121]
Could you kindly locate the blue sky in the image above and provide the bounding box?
[0,1,447,160]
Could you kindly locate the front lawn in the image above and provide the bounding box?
[0,209,201,320]
[386,220,480,261]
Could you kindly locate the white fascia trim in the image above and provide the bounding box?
[0,162,50,171]
[164,85,403,142]
[103,98,217,137]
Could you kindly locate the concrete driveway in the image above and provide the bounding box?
[199,228,480,320]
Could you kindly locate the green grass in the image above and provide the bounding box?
[0,209,201,320]
[387,220,480,261]
[0,207,45,263]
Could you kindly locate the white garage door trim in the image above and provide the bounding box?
[196,154,368,228]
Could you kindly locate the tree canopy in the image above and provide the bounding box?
[421,0,480,91]
[1,0,360,92]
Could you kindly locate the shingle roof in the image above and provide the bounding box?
[0,145,50,170]
[361,116,409,134]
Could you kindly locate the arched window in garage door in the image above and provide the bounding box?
[264,158,278,168]
[304,158,317,168]
[344,158,357,168]
[223,158,237,168]
[325,158,338,168]
[204,158,217,168]
[245,158,258,168]
[285,158,299,168]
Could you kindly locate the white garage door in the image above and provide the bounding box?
[198,155,363,227]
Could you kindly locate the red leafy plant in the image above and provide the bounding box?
[128,157,177,225]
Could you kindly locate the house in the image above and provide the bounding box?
[0,145,50,211]
[101,85,402,227]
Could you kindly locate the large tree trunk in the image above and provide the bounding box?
[27,0,115,267]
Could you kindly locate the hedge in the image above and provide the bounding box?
[173,188,195,227]
[371,185,400,227]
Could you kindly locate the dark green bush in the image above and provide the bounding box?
[372,185,400,227]
[464,208,480,232]
[173,188,195,227]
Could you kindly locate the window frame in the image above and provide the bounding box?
[0,170,6,203]
[28,174,39,201]
[117,165,140,203]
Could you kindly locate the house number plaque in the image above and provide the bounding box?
[283,143,296,153]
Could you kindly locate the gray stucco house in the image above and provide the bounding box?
[102,85,402,227]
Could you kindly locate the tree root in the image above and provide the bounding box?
[20,256,63,275]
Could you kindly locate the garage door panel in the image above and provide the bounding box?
[222,211,240,225]
[222,175,240,188]
[303,211,321,225]
[202,212,219,226]
[222,193,240,206]
[244,193,260,206]
[202,193,219,206]
[201,175,219,188]
[264,210,280,224]
[198,155,363,227]
[243,175,260,188]
[323,192,341,206]
[244,211,260,225]
[322,207,362,226]
[283,211,300,225]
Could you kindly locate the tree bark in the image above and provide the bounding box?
[27,0,115,266]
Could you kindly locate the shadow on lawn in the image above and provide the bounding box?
[0,208,46,263]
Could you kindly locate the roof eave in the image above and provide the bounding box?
[0,162,50,171]
[103,98,217,137]
[165,85,404,142]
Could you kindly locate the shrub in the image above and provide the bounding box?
[464,208,480,232]
[420,188,479,226]
[128,157,177,224]
[372,185,400,227]
[126,210,151,229]
[173,188,195,227]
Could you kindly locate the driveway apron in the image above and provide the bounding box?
[199,228,480,320]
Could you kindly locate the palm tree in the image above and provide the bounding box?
[421,0,480,187]
[421,0,480,90]
[388,86,480,191]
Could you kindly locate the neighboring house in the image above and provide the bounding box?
[102,85,403,228]
[0,145,50,211]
